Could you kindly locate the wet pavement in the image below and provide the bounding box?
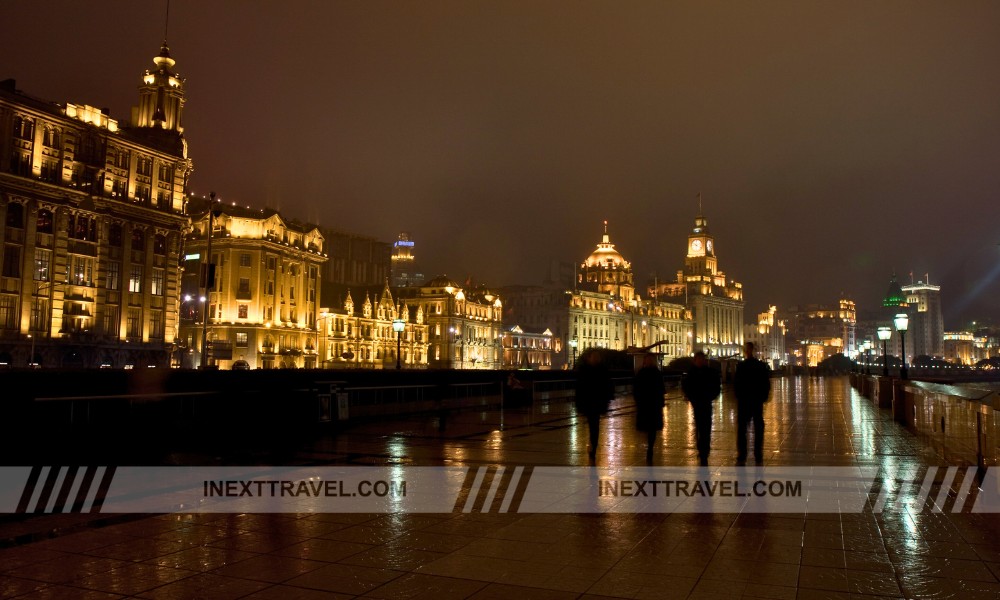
[1,375,999,599]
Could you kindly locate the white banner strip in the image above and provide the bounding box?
[0,466,994,514]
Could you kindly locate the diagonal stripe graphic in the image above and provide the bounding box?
[506,465,534,513]
[89,466,117,513]
[951,467,977,513]
[917,467,938,512]
[489,466,516,513]
[462,467,488,513]
[33,466,62,514]
[452,467,479,513]
[481,466,505,512]
[71,466,98,513]
[499,466,523,513]
[932,467,959,513]
[15,466,43,514]
[52,466,80,514]
[471,466,498,513]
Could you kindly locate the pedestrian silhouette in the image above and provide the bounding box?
[682,350,721,466]
[734,341,771,465]
[575,349,613,462]
[633,353,665,465]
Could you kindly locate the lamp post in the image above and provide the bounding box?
[569,338,578,369]
[877,326,891,376]
[894,313,909,380]
[200,191,216,370]
[317,311,330,369]
[863,340,872,375]
[448,326,456,369]
[392,318,405,370]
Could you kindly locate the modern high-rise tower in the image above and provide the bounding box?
[902,275,944,358]
[390,232,423,288]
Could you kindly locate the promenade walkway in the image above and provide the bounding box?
[1,376,998,599]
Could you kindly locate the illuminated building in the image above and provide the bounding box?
[501,325,554,369]
[178,197,326,369]
[652,210,743,358]
[785,299,857,367]
[943,332,976,365]
[0,44,191,368]
[321,229,390,288]
[504,222,692,369]
[317,281,429,369]
[743,305,787,368]
[901,275,944,359]
[396,276,503,369]
[390,232,423,288]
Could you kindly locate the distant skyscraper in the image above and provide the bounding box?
[391,232,423,288]
[902,275,944,358]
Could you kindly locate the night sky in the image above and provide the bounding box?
[4,1,999,327]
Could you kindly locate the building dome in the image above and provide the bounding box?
[582,221,631,270]
[882,273,908,309]
[421,275,462,289]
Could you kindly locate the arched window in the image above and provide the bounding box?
[43,127,59,148]
[12,116,33,140]
[131,229,145,251]
[36,209,53,234]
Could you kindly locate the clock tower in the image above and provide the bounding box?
[685,214,718,276]
[650,196,745,358]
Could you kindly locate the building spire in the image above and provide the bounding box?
[164,0,170,43]
[697,191,703,216]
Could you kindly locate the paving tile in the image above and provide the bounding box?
[283,562,403,594]
[133,572,270,600]
[362,572,488,599]
[209,554,328,583]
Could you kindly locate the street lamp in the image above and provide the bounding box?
[877,326,891,376]
[569,338,578,368]
[894,313,909,380]
[200,191,216,370]
[863,340,872,374]
[392,318,405,370]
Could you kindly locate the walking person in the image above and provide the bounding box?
[734,341,771,465]
[575,349,613,462]
[633,353,665,465]
[681,350,721,467]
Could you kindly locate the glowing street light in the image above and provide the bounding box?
[877,326,891,377]
[392,319,405,370]
[569,338,578,368]
[894,313,909,380]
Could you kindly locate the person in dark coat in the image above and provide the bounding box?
[734,341,771,465]
[575,349,613,462]
[681,350,721,466]
[633,353,666,465]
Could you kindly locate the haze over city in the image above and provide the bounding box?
[4,0,999,327]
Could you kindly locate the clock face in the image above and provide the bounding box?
[706,240,713,252]
[691,239,703,252]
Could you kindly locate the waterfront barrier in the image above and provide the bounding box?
[851,373,999,468]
